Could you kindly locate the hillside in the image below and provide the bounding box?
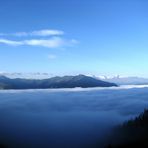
[106,109,148,148]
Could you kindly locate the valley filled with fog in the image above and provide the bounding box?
[0,86,148,148]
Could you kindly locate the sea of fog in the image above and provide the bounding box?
[0,85,148,148]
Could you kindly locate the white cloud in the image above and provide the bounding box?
[0,29,78,48]
[31,29,64,36]
[0,37,77,48]
[24,37,65,48]
[0,39,23,46]
[48,54,57,59]
[0,29,64,37]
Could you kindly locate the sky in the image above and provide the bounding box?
[0,0,148,77]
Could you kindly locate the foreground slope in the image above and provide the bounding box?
[107,109,148,148]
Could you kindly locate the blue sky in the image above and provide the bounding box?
[0,0,148,77]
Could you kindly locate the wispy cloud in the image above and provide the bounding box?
[0,39,23,46]
[48,54,57,60]
[31,29,64,36]
[0,37,76,48]
[0,29,78,48]
[0,29,64,37]
[23,37,65,48]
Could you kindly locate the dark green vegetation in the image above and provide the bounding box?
[0,75,117,89]
[106,109,148,148]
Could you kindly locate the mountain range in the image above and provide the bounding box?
[0,74,117,89]
[1,73,148,85]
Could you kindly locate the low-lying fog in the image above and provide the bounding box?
[0,85,148,148]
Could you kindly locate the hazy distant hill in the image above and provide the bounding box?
[0,75,117,89]
[96,76,148,85]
